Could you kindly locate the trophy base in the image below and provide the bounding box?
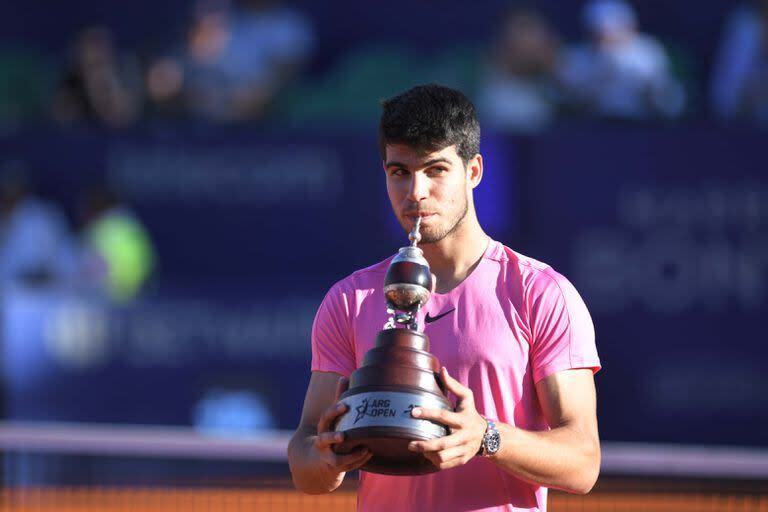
[333,388,451,475]
[334,427,441,475]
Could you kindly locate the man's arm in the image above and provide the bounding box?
[490,368,600,493]
[408,367,600,494]
[287,371,373,494]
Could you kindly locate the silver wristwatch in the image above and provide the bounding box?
[479,418,501,457]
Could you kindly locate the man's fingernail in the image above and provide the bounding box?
[407,442,417,451]
[411,407,422,417]
[336,433,344,441]
[337,403,346,411]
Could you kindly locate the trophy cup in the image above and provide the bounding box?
[332,217,452,475]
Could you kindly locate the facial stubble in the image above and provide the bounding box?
[404,191,469,245]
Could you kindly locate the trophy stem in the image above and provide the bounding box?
[408,216,422,247]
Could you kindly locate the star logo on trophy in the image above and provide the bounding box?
[354,398,370,424]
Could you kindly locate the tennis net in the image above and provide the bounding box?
[2,421,767,511]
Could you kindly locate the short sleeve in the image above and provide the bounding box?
[529,271,601,383]
[311,283,356,377]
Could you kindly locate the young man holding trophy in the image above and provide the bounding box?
[288,84,601,511]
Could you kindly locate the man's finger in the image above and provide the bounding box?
[440,367,473,404]
[334,376,349,402]
[329,448,371,472]
[317,402,348,433]
[423,450,440,467]
[434,454,467,470]
[408,433,463,453]
[314,430,344,450]
[431,445,466,465]
[411,406,462,428]
[338,450,374,472]
[421,447,468,470]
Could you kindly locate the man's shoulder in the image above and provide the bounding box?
[490,240,572,294]
[328,255,392,295]
[488,239,549,273]
[350,256,392,279]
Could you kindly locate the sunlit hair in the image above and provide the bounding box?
[379,84,481,166]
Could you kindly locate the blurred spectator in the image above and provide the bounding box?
[78,186,155,303]
[559,0,685,120]
[146,0,314,122]
[52,26,144,127]
[0,162,75,288]
[711,0,768,122]
[477,7,562,133]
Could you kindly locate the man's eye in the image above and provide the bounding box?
[392,169,409,176]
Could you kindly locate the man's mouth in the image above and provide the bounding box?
[405,212,435,219]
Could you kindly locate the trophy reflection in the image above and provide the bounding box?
[333,217,452,475]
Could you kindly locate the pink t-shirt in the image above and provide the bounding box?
[311,239,601,512]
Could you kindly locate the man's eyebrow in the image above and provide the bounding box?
[385,157,452,169]
[385,160,408,169]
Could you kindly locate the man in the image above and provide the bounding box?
[288,84,601,511]
[0,164,75,288]
[558,0,685,119]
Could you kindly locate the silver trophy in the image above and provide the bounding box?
[332,218,452,475]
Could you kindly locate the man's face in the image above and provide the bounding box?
[384,144,475,244]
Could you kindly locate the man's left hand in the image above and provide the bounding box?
[407,366,488,470]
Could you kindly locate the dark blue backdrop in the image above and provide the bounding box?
[518,124,768,446]
[2,124,765,447]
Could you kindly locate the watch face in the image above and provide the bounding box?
[485,432,501,455]
[486,431,501,455]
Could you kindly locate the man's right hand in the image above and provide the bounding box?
[312,377,373,474]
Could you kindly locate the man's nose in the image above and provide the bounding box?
[407,173,429,203]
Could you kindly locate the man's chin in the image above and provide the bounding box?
[415,228,447,245]
[397,217,446,244]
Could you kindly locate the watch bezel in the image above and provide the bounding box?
[481,418,501,456]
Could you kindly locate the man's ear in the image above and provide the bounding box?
[468,154,483,189]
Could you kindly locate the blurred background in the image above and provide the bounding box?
[0,0,766,510]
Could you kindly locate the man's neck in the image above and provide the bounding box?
[420,213,489,294]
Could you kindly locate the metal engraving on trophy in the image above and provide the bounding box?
[332,217,452,475]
